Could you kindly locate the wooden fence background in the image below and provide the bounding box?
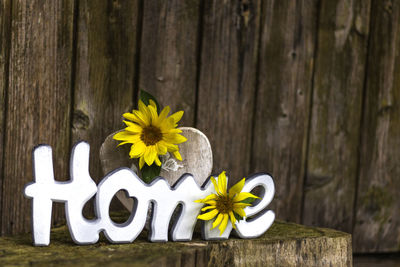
[0,0,399,253]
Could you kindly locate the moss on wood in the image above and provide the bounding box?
[0,212,351,266]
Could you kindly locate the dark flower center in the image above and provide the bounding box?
[216,195,234,214]
[141,126,162,146]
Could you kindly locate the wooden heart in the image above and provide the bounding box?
[100,127,213,211]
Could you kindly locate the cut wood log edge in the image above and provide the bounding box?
[0,214,352,266]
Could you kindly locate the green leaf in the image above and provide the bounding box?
[240,197,257,204]
[141,162,161,183]
[140,90,161,113]
[233,211,243,221]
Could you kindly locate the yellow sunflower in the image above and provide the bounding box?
[113,99,187,169]
[195,171,259,235]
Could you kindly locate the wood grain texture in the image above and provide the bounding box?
[302,0,371,233]
[208,221,352,267]
[353,0,400,253]
[0,1,399,255]
[0,216,352,267]
[251,0,317,222]
[354,254,400,267]
[196,0,261,185]
[0,0,11,232]
[139,0,201,126]
[73,0,140,182]
[2,0,75,235]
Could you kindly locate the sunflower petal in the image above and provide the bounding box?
[201,205,216,211]
[157,106,170,124]
[197,209,219,220]
[159,140,179,152]
[233,192,260,202]
[229,178,245,198]
[233,202,252,208]
[160,117,175,132]
[234,207,246,218]
[138,100,147,113]
[170,110,184,123]
[168,128,182,134]
[138,100,152,123]
[204,200,217,206]
[132,110,150,126]
[149,99,157,109]
[126,126,143,134]
[163,133,187,144]
[129,141,146,158]
[195,200,216,205]
[210,177,220,194]
[122,133,141,143]
[148,105,159,125]
[155,156,162,166]
[123,120,141,129]
[122,112,136,121]
[144,146,157,166]
[218,214,229,235]
[173,151,182,161]
[155,143,168,155]
[117,141,130,147]
[200,194,217,203]
[113,131,134,141]
[123,112,146,126]
[229,211,237,229]
[212,213,224,229]
[139,156,145,169]
[218,171,227,196]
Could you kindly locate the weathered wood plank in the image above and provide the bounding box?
[0,215,352,267]
[353,0,400,253]
[251,0,317,222]
[354,254,400,267]
[72,0,140,182]
[196,0,261,185]
[0,0,11,232]
[2,0,75,235]
[302,0,371,233]
[139,0,201,126]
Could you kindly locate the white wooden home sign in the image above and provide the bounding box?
[24,142,275,246]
